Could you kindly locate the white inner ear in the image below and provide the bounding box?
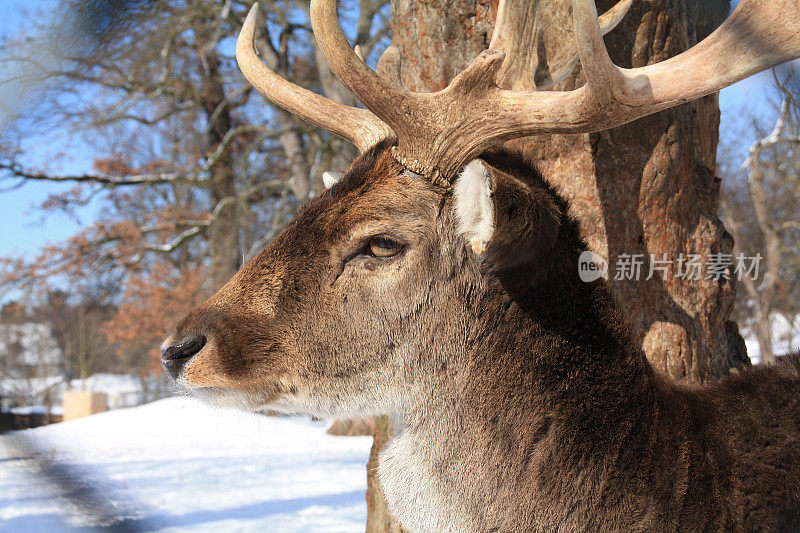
[323,171,344,189]
[453,160,494,255]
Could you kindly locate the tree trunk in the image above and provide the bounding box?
[753,307,776,363]
[78,305,90,381]
[743,116,785,364]
[207,156,240,289]
[199,33,241,289]
[366,0,750,530]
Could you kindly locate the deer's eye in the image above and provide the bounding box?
[368,236,403,258]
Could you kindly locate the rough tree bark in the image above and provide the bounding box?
[366,0,750,530]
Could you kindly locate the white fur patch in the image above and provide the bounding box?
[453,160,494,255]
[322,171,343,189]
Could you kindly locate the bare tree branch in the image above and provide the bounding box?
[145,225,207,253]
[0,162,207,186]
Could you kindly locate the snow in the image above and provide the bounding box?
[69,373,142,395]
[0,397,373,532]
[742,314,800,363]
[8,405,47,415]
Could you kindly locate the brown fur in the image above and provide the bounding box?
[166,140,800,532]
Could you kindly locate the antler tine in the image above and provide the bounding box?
[571,0,625,101]
[449,50,507,93]
[489,0,633,90]
[570,0,800,118]
[597,0,634,39]
[309,0,410,129]
[376,46,402,88]
[236,4,391,152]
[632,0,800,107]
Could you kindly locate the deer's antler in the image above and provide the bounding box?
[490,0,635,90]
[571,0,800,114]
[241,0,800,186]
[236,5,392,152]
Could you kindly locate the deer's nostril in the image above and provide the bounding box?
[161,335,206,380]
[162,335,206,360]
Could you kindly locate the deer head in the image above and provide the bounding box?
[162,0,800,417]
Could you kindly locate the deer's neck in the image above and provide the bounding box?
[381,258,658,532]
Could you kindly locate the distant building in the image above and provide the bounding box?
[1,322,170,414]
[70,373,145,409]
[0,323,64,410]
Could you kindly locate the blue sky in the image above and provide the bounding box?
[0,0,782,263]
[0,0,100,260]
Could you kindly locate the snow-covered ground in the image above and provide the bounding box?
[0,398,373,532]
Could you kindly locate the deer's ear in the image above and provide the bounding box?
[454,160,495,255]
[323,171,344,189]
[453,159,561,270]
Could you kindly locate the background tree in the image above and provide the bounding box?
[721,73,800,363]
[44,289,117,381]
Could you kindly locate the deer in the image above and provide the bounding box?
[160,0,800,531]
